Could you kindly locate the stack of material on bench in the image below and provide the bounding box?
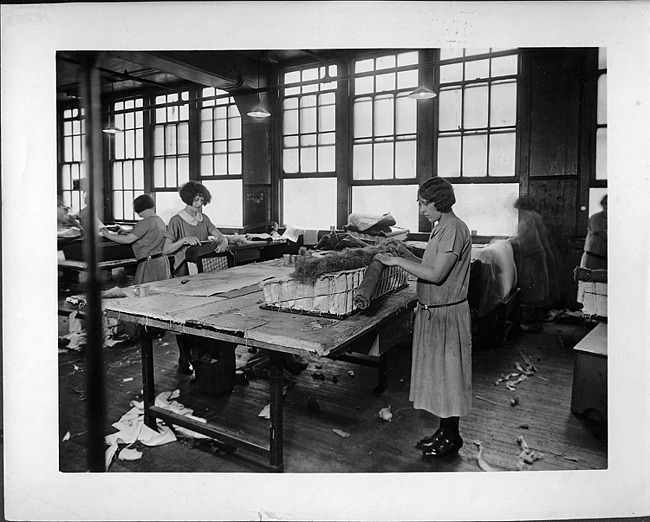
[574,266,607,317]
[259,247,407,318]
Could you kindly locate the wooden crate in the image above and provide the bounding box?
[259,265,408,318]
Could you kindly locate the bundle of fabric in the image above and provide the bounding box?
[291,245,396,285]
[315,230,371,251]
[344,212,396,234]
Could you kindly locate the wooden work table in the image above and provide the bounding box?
[102,259,416,471]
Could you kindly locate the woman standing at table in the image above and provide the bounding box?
[375,177,472,458]
[163,181,229,374]
[100,194,170,284]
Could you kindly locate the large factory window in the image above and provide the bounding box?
[59,106,86,214]
[281,63,338,228]
[109,96,145,221]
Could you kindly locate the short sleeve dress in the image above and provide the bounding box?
[410,215,473,418]
[165,210,218,277]
[130,215,171,284]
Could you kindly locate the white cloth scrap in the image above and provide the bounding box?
[104,390,210,470]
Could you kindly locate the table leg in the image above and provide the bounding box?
[268,351,284,472]
[140,327,156,430]
[372,352,389,396]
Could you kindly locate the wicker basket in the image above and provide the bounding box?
[259,265,408,318]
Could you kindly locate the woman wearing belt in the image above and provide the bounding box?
[100,194,171,284]
[163,181,229,374]
[375,177,472,458]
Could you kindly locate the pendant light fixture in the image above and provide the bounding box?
[247,53,271,118]
[103,80,123,133]
[407,86,437,100]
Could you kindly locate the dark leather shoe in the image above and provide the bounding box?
[178,357,193,375]
[416,428,445,450]
[422,433,463,458]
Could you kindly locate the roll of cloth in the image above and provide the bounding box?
[353,257,390,310]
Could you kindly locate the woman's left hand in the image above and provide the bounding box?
[374,253,400,266]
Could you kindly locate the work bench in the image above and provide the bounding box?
[102,259,416,471]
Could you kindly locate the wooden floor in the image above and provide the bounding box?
[58,309,607,473]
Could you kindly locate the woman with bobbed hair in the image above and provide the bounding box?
[375,177,472,458]
[163,180,229,277]
[163,180,229,374]
[101,194,171,284]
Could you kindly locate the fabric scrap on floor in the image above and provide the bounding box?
[473,441,497,472]
[332,429,351,438]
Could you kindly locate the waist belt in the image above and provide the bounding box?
[137,252,164,264]
[417,298,467,310]
[585,251,607,261]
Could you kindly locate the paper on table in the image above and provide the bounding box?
[282,226,304,243]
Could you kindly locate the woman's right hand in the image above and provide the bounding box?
[374,253,400,266]
[183,236,201,246]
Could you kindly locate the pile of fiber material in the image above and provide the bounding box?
[291,246,395,284]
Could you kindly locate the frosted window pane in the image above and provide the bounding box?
[125,130,135,159]
[284,98,299,110]
[283,178,336,229]
[318,145,335,172]
[229,117,241,139]
[374,142,394,180]
[178,123,189,154]
[212,153,225,175]
[180,103,189,121]
[285,71,300,84]
[134,160,144,189]
[374,95,394,136]
[166,126,177,155]
[64,137,73,161]
[438,89,462,131]
[165,158,176,186]
[395,95,416,134]
[284,108,298,135]
[319,132,335,145]
[156,107,165,123]
[464,85,488,129]
[115,113,125,130]
[201,120,212,141]
[440,63,463,83]
[229,154,242,175]
[73,136,82,161]
[301,95,317,108]
[319,104,335,132]
[463,134,488,176]
[353,144,372,180]
[397,69,418,89]
[178,158,189,185]
[155,192,183,226]
[376,55,395,69]
[201,155,213,176]
[353,98,373,137]
[300,106,317,134]
[201,179,243,227]
[135,129,143,158]
[153,127,163,156]
[598,47,607,69]
[284,136,298,148]
[300,135,317,147]
[395,140,416,179]
[229,140,241,153]
[491,55,518,76]
[355,59,373,73]
[452,183,519,236]
[112,164,123,189]
[113,192,125,220]
[465,58,489,81]
[438,136,461,177]
[489,133,516,177]
[114,136,125,161]
[376,72,395,92]
[284,86,299,96]
[355,75,373,95]
[153,159,165,187]
[491,82,517,126]
[125,111,134,129]
[596,128,607,180]
[64,121,72,135]
[352,185,419,232]
[283,149,299,174]
[597,75,607,125]
[123,162,133,189]
[213,116,226,139]
[300,147,317,173]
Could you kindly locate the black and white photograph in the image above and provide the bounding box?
[2,1,649,520]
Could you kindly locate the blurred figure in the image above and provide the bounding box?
[509,196,559,332]
[73,177,105,234]
[57,195,82,238]
[580,194,607,270]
